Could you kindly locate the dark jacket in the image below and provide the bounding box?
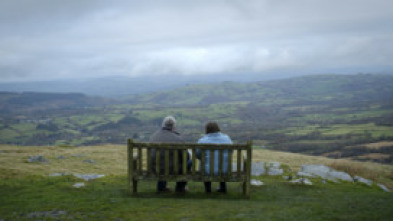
[149,127,188,175]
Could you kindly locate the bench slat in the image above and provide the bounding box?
[165,149,169,176]
[210,150,214,176]
[219,149,223,176]
[138,147,142,174]
[174,150,179,175]
[147,148,151,176]
[156,150,160,175]
[201,149,205,176]
[182,149,187,175]
[237,149,241,176]
[192,148,196,175]
[228,149,232,177]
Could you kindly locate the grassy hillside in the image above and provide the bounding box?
[1,74,393,164]
[0,144,392,220]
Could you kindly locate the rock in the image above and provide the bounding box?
[267,162,281,168]
[49,172,71,177]
[251,179,264,186]
[57,155,66,159]
[298,164,353,182]
[328,171,353,182]
[251,162,265,176]
[83,159,95,164]
[282,175,292,180]
[73,182,85,188]
[74,174,105,181]
[266,162,284,176]
[297,171,316,178]
[27,155,48,163]
[290,178,313,185]
[377,183,391,193]
[354,176,373,186]
[268,168,284,176]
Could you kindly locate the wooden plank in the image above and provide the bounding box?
[147,148,151,176]
[192,148,196,175]
[201,149,205,176]
[245,141,252,198]
[218,149,223,177]
[132,142,247,150]
[127,139,133,193]
[210,149,214,176]
[133,158,138,194]
[165,149,169,176]
[182,149,187,175]
[138,147,142,174]
[228,149,232,177]
[237,149,241,176]
[156,150,160,175]
[174,149,179,175]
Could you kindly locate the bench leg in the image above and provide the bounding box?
[243,181,250,199]
[132,180,138,194]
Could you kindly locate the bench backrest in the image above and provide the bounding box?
[128,139,252,182]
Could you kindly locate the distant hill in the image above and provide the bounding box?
[1,74,392,165]
[0,92,116,115]
[126,74,393,106]
[0,72,353,97]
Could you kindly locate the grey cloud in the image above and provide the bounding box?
[1,0,393,82]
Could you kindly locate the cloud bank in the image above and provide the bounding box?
[1,0,393,82]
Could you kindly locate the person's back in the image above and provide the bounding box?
[149,116,189,193]
[197,121,232,193]
[150,126,183,175]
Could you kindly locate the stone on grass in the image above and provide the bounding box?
[266,162,284,176]
[298,164,353,182]
[57,155,66,159]
[49,172,71,177]
[251,179,264,186]
[74,174,105,181]
[377,183,391,193]
[28,155,48,163]
[73,182,85,188]
[290,178,313,185]
[353,176,373,186]
[251,162,265,176]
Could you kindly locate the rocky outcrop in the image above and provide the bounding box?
[353,176,373,186]
[297,164,353,182]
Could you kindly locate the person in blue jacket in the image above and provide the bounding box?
[196,121,232,193]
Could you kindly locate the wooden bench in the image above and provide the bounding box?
[127,139,252,198]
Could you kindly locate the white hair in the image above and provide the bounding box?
[162,116,176,129]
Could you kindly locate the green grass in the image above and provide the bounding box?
[0,145,392,220]
[0,175,392,221]
[0,128,19,140]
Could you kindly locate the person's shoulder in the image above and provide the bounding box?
[218,132,232,143]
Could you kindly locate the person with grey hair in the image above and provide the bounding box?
[149,116,190,193]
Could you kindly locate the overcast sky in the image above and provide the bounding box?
[1,0,393,82]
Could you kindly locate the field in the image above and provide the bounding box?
[0,144,392,220]
[1,74,393,164]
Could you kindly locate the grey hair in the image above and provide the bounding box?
[162,116,176,129]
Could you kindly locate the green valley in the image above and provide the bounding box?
[1,74,392,163]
